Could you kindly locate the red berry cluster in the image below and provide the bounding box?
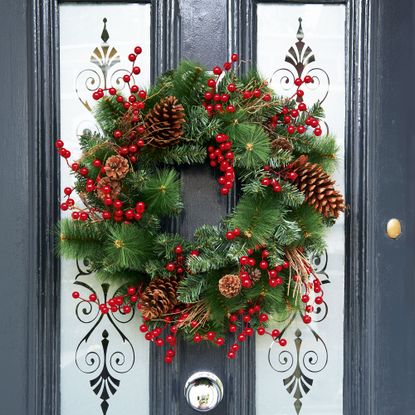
[268,75,322,137]
[225,227,241,240]
[140,318,178,364]
[260,164,298,191]
[71,285,139,315]
[207,133,236,196]
[56,137,147,223]
[165,244,186,275]
[227,306,287,359]
[299,272,325,325]
[56,46,151,223]
[238,247,289,289]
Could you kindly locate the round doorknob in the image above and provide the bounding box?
[184,371,224,412]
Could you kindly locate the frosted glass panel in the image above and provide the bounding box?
[59,5,151,415]
[256,4,345,415]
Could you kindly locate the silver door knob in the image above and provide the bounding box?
[184,371,224,412]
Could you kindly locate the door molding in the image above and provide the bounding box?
[228,0,376,414]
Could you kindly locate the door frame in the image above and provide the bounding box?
[29,0,377,414]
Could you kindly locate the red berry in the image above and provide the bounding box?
[303,315,312,324]
[109,87,117,95]
[226,231,235,240]
[213,66,222,75]
[272,329,280,338]
[279,338,287,346]
[259,313,268,322]
[227,351,236,359]
[301,294,310,303]
[311,119,319,128]
[297,125,305,134]
[193,334,202,343]
[257,327,266,335]
[144,332,153,341]
[166,349,175,358]
[135,201,145,213]
[304,75,313,83]
[294,78,302,86]
[71,211,80,220]
[226,105,235,113]
[229,324,237,333]
[227,83,236,92]
[128,53,136,62]
[314,127,322,136]
[165,263,175,272]
[315,296,324,305]
[207,331,216,341]
[259,260,269,270]
[245,327,254,336]
[207,78,216,88]
[241,279,252,288]
[233,228,241,237]
[263,93,271,102]
[204,91,213,100]
[231,53,239,62]
[297,90,304,97]
[298,103,307,111]
[291,109,299,118]
[231,343,239,352]
[55,139,64,149]
[224,62,231,70]
[216,337,225,346]
[72,291,80,299]
[261,177,271,186]
[237,333,246,342]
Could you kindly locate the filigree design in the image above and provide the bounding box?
[73,262,136,414]
[75,18,129,113]
[268,313,329,414]
[269,17,330,110]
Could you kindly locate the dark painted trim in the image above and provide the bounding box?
[28,1,61,414]
[343,2,376,414]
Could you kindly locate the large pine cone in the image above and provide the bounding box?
[218,274,241,298]
[144,96,185,148]
[140,276,179,320]
[292,155,345,218]
[104,155,129,180]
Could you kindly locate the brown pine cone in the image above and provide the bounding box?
[250,269,262,283]
[271,136,293,152]
[140,277,179,320]
[292,155,345,218]
[96,177,121,201]
[144,96,185,148]
[104,155,129,180]
[218,274,242,298]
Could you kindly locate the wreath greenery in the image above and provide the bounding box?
[57,47,344,362]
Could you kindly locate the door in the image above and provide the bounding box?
[1,1,415,415]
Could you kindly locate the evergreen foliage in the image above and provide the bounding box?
[57,56,344,341]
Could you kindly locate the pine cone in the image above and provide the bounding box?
[104,155,129,180]
[96,177,121,201]
[250,269,262,283]
[144,96,185,148]
[218,274,241,298]
[271,136,293,152]
[292,155,345,218]
[140,277,179,320]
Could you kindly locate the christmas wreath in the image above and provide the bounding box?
[57,46,344,363]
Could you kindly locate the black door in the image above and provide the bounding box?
[1,1,414,414]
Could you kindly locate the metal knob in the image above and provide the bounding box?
[184,371,224,412]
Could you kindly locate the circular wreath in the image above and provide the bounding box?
[57,46,344,362]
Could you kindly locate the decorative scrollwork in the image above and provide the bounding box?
[269,17,331,111]
[71,20,138,413]
[265,19,334,413]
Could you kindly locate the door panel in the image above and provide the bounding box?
[59,5,151,414]
[255,5,345,415]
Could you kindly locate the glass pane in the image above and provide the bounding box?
[256,4,346,415]
[59,4,151,414]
